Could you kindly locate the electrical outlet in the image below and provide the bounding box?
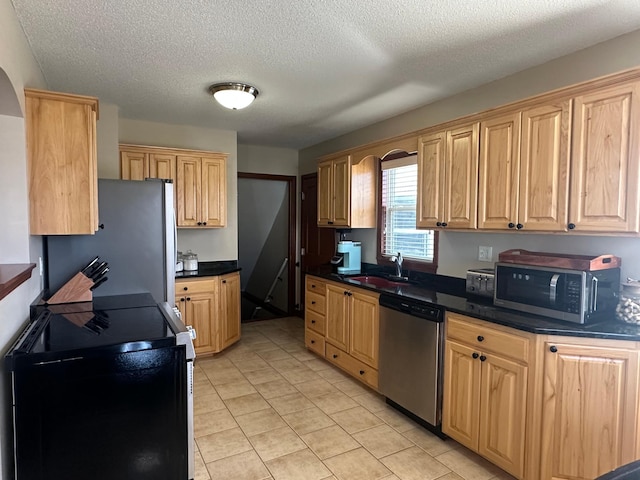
[478,246,493,262]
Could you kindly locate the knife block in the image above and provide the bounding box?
[47,272,93,304]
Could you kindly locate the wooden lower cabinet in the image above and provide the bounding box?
[443,313,530,479]
[304,275,379,389]
[538,338,640,480]
[175,273,240,356]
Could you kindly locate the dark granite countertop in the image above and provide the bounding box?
[305,267,640,341]
[175,261,240,279]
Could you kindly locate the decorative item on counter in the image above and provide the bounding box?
[176,251,184,272]
[183,250,198,271]
[617,278,640,324]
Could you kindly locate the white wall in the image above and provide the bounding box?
[96,103,120,179]
[301,29,640,280]
[237,144,299,176]
[116,118,239,261]
[0,1,47,478]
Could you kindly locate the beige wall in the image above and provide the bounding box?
[0,1,47,478]
[301,29,640,280]
[96,103,120,179]
[237,144,299,176]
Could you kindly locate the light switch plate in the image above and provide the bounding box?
[478,246,493,262]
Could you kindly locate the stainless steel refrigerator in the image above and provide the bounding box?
[45,178,176,303]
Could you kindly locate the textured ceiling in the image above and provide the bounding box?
[10,0,640,149]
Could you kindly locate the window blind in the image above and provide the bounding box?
[381,157,435,262]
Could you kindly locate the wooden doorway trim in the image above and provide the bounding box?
[238,172,296,315]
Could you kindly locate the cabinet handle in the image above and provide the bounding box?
[568,223,576,230]
[311,301,316,304]
[328,221,334,225]
[516,223,523,229]
[436,222,442,227]
[472,352,479,359]
[477,335,484,342]
[203,222,207,226]
[347,292,352,297]
[186,297,191,301]
[508,222,515,229]
[332,354,338,359]
[344,291,348,295]
[197,222,202,226]
[311,284,316,288]
[311,340,315,344]
[183,287,188,291]
[550,345,558,353]
[441,222,447,227]
[180,298,185,302]
[479,355,487,362]
[359,370,365,375]
[98,224,105,230]
[222,280,227,284]
[311,320,316,324]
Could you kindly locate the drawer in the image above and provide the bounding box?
[306,291,326,315]
[325,343,378,390]
[305,310,325,335]
[306,276,326,295]
[175,278,217,295]
[305,329,325,356]
[446,313,530,363]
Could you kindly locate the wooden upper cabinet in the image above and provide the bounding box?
[120,150,148,180]
[417,123,478,229]
[317,154,376,228]
[26,89,99,235]
[569,82,640,232]
[149,153,176,182]
[176,154,227,228]
[478,112,522,230]
[540,340,640,479]
[518,101,571,232]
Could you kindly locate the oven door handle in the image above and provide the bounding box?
[591,276,599,312]
[549,274,560,303]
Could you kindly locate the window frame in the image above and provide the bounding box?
[376,151,438,274]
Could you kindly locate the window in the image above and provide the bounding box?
[378,154,437,272]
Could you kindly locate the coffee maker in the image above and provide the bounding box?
[335,241,362,275]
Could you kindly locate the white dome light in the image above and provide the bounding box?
[208,83,259,110]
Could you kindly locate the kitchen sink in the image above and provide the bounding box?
[347,275,408,288]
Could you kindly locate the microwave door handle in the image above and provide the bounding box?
[591,276,599,311]
[549,274,560,303]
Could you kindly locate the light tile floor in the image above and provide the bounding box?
[193,317,516,480]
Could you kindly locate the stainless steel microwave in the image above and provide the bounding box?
[494,263,620,324]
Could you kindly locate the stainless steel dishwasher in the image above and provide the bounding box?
[379,293,445,435]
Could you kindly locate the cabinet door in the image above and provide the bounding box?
[26,91,99,235]
[349,289,379,368]
[519,101,571,232]
[219,272,241,350]
[201,156,226,227]
[442,340,481,451]
[417,132,445,228]
[120,151,148,180]
[176,156,201,227]
[570,82,640,232]
[540,342,640,480]
[478,353,527,478]
[332,156,351,227]
[444,122,479,229]
[185,291,216,355]
[317,160,333,226]
[325,284,350,351]
[478,112,521,230]
[149,153,176,182]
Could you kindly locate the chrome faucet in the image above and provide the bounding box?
[390,252,403,278]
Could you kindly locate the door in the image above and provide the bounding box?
[540,342,640,479]
[325,284,349,351]
[444,122,479,229]
[478,112,521,229]
[220,272,241,350]
[176,156,201,227]
[570,82,640,232]
[442,340,481,451]
[417,132,445,228]
[519,101,571,231]
[349,290,379,368]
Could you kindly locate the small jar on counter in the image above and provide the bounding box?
[176,251,184,272]
[616,278,640,324]
[183,250,199,271]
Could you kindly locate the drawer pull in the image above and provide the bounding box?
[332,354,338,359]
[311,340,315,344]
[359,370,365,375]
[311,301,316,305]
[311,284,316,288]
[311,320,316,324]
[186,297,191,301]
[477,335,484,342]
[472,352,479,359]
[550,345,558,353]
[480,355,487,362]
[183,287,188,291]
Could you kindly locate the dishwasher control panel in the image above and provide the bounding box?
[379,294,443,322]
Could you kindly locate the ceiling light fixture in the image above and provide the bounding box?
[208,82,259,110]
